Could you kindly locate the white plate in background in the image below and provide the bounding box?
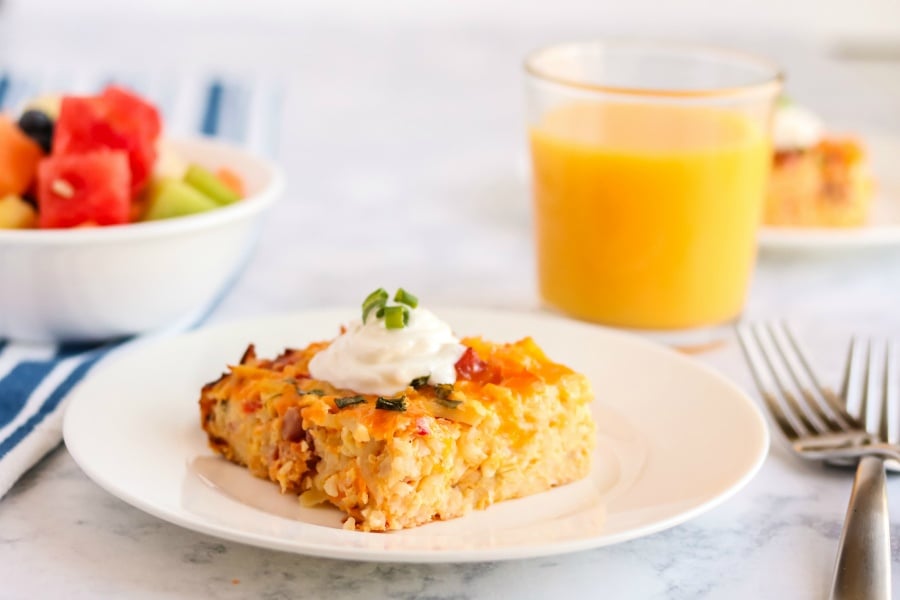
[64,308,768,562]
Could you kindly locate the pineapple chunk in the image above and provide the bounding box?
[153,139,189,180]
[23,94,62,120]
[0,195,37,229]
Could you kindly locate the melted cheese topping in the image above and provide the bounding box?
[209,336,583,443]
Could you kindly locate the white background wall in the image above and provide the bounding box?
[6,0,900,39]
[0,0,897,141]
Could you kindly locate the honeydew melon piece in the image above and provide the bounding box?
[144,177,218,221]
[184,164,241,205]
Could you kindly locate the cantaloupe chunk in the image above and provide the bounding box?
[216,167,245,197]
[0,115,44,197]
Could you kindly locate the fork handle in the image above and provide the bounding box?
[830,456,891,600]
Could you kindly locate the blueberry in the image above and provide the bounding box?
[32,132,53,154]
[17,110,54,153]
[19,109,53,133]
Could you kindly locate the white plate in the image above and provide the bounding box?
[63,308,768,563]
[759,133,900,251]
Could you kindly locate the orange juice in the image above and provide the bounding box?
[530,102,769,329]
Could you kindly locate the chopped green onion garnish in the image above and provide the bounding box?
[394,288,419,309]
[434,384,454,400]
[265,392,283,402]
[361,287,419,328]
[383,305,408,329]
[363,287,388,305]
[363,302,384,323]
[284,378,315,396]
[434,396,462,409]
[376,395,407,411]
[362,288,389,323]
[335,395,366,409]
[432,384,461,407]
[409,375,429,389]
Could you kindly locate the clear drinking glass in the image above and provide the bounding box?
[526,40,782,331]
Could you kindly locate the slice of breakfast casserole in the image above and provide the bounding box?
[766,102,874,227]
[199,289,596,531]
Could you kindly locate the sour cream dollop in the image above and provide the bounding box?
[308,308,467,396]
[773,104,824,151]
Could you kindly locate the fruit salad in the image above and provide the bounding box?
[0,86,245,230]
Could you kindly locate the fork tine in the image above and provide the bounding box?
[841,337,866,420]
[736,323,803,441]
[879,341,893,443]
[862,341,882,435]
[768,321,844,432]
[840,337,857,406]
[885,342,900,445]
[782,323,862,430]
[861,340,889,442]
[751,323,820,434]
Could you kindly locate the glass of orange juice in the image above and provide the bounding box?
[526,40,782,330]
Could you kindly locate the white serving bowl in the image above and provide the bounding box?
[0,136,284,343]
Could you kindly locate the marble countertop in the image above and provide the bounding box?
[3,20,900,600]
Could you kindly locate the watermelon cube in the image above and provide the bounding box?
[102,85,162,140]
[53,87,160,197]
[37,150,131,228]
[0,115,43,197]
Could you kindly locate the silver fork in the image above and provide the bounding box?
[736,321,898,600]
[736,322,900,461]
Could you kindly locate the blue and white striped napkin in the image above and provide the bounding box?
[0,72,283,499]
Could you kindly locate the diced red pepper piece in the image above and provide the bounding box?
[455,347,489,381]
